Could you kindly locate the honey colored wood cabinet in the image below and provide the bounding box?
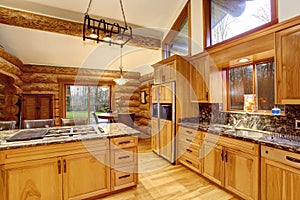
[225,149,259,200]
[151,117,159,153]
[261,146,300,200]
[189,54,209,102]
[160,84,173,103]
[189,53,223,103]
[203,141,224,185]
[62,151,110,199]
[202,134,259,200]
[110,136,138,191]
[159,119,173,161]
[152,85,159,103]
[276,24,300,104]
[154,60,176,84]
[177,126,203,173]
[0,139,111,200]
[2,157,61,200]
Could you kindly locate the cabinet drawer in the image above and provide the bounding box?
[111,147,137,167]
[111,166,137,191]
[178,127,201,145]
[220,136,259,156]
[178,155,200,172]
[178,141,200,157]
[110,136,138,149]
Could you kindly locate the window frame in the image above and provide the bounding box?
[223,58,275,112]
[203,0,278,48]
[59,79,114,123]
[162,0,191,58]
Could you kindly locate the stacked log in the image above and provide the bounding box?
[0,47,23,123]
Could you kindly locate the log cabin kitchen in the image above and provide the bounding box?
[0,0,300,199]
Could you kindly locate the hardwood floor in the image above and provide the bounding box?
[99,138,239,200]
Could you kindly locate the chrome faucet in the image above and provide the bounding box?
[231,116,246,130]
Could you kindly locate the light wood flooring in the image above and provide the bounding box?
[99,138,239,200]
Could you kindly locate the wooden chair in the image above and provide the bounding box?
[0,121,16,130]
[91,112,109,124]
[23,119,55,129]
[117,113,135,128]
[61,118,88,126]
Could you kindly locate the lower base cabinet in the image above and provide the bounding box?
[261,146,300,200]
[3,157,62,200]
[63,151,110,199]
[0,136,138,200]
[179,131,260,200]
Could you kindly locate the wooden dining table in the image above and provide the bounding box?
[97,113,118,123]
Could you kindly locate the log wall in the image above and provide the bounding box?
[0,47,23,124]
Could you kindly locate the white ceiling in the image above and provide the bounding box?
[0,0,188,75]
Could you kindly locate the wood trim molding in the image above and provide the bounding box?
[0,6,161,50]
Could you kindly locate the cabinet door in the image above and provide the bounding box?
[261,158,300,200]
[159,119,173,162]
[190,55,209,102]
[276,24,300,104]
[151,117,159,153]
[160,83,174,103]
[151,85,159,103]
[225,149,259,200]
[203,142,224,186]
[62,151,110,200]
[22,94,53,120]
[154,66,163,84]
[3,157,61,200]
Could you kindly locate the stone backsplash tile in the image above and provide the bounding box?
[180,104,300,137]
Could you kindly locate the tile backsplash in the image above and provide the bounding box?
[182,103,300,137]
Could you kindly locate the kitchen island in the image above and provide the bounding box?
[0,123,139,200]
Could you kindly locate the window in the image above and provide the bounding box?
[163,0,190,58]
[226,60,274,111]
[66,85,111,122]
[204,0,277,47]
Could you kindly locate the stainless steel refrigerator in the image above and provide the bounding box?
[151,81,176,164]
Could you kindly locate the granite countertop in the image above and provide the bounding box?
[0,123,140,150]
[179,122,300,154]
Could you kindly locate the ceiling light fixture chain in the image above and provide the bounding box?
[85,0,93,15]
[119,0,128,28]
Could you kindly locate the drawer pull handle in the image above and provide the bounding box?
[187,149,193,153]
[286,156,300,163]
[186,139,192,143]
[119,155,130,159]
[119,174,131,179]
[63,159,67,173]
[58,160,61,174]
[186,160,193,165]
[186,131,193,134]
[118,141,131,145]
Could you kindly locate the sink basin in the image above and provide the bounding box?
[223,129,265,139]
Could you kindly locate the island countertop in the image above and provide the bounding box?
[0,123,140,150]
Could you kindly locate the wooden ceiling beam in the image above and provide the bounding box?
[0,6,161,50]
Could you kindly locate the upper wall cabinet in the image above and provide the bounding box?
[189,53,223,103]
[153,59,176,84]
[276,24,300,104]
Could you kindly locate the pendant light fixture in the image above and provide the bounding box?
[114,47,128,85]
[83,0,132,46]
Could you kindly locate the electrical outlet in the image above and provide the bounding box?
[295,120,300,129]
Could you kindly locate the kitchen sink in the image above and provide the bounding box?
[223,129,265,139]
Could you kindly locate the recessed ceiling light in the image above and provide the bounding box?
[238,58,250,63]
